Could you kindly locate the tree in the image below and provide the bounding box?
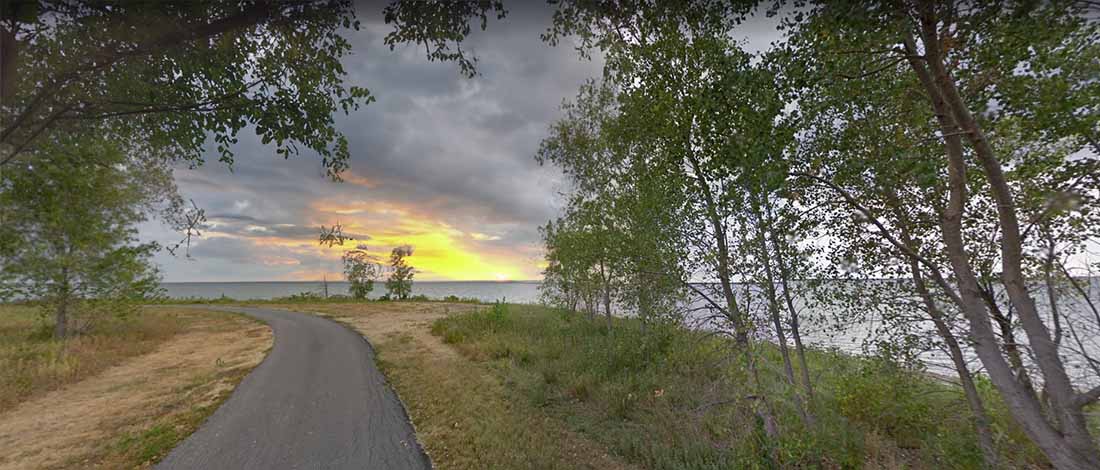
[0,0,508,175]
[543,6,819,447]
[538,80,690,328]
[343,244,380,300]
[386,245,415,300]
[0,0,510,337]
[0,0,366,173]
[778,2,1100,467]
[0,133,173,338]
[544,2,1100,466]
[540,218,599,316]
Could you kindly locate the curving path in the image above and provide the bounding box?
[157,306,430,470]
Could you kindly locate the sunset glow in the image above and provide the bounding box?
[137,5,577,283]
[179,197,543,282]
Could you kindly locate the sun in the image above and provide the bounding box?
[493,273,509,281]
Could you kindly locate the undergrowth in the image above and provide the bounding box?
[432,303,1047,469]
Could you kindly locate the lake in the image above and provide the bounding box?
[161,281,542,303]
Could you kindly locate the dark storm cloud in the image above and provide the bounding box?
[332,1,600,219]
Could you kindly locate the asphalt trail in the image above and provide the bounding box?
[157,306,431,470]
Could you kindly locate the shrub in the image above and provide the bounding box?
[443,295,481,303]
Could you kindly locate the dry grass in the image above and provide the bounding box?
[0,305,184,413]
[0,306,272,469]
[272,302,636,470]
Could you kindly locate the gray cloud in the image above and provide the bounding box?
[138,2,599,281]
[141,3,780,281]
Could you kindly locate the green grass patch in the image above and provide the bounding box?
[368,315,634,469]
[99,369,250,468]
[112,423,181,464]
[432,304,1047,469]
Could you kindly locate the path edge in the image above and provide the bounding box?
[312,311,436,470]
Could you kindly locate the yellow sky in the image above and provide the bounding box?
[200,197,544,281]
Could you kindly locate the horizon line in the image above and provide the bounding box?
[161,279,544,284]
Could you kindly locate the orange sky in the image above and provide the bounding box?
[193,195,545,281]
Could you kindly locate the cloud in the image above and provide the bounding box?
[135,3,778,282]
[469,232,502,241]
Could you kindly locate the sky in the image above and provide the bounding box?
[139,3,784,283]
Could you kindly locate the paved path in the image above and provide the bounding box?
[157,307,430,470]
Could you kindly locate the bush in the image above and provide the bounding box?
[277,291,324,302]
[442,295,481,303]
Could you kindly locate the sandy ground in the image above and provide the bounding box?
[281,302,481,358]
[0,310,272,470]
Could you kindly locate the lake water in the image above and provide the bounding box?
[161,281,542,303]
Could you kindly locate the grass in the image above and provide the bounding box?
[278,301,634,470]
[375,334,633,469]
[0,304,183,413]
[94,354,264,468]
[429,303,1051,469]
[0,304,272,469]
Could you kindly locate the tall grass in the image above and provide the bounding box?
[433,304,1047,469]
[0,305,183,412]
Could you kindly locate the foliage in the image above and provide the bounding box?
[385,245,415,300]
[537,81,689,324]
[442,295,481,304]
[0,0,370,175]
[342,244,380,300]
[382,1,507,78]
[539,1,1100,467]
[773,2,1100,466]
[0,134,171,338]
[278,291,326,302]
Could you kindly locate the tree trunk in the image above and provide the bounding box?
[683,148,778,445]
[774,249,815,400]
[890,202,1000,467]
[978,280,1038,398]
[769,206,817,413]
[600,260,613,333]
[754,201,811,426]
[684,151,747,344]
[1044,237,1063,349]
[904,7,1100,465]
[54,295,68,340]
[53,266,71,340]
[905,254,998,468]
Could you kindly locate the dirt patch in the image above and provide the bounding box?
[0,308,272,470]
[271,302,480,358]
